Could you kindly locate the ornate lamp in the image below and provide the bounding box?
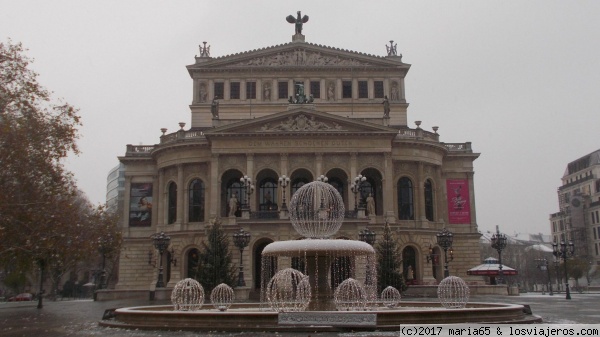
[351,174,367,210]
[151,231,171,288]
[553,240,575,300]
[359,227,376,245]
[317,175,328,182]
[278,175,290,210]
[233,228,251,287]
[240,175,255,211]
[436,228,454,278]
[490,226,507,284]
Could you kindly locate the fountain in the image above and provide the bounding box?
[100,182,541,332]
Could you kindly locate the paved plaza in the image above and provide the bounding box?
[0,292,597,336]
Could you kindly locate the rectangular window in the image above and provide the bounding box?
[214,82,224,100]
[597,227,600,240]
[310,81,321,98]
[596,243,598,256]
[595,227,598,240]
[278,81,288,99]
[230,82,240,99]
[246,81,256,99]
[374,81,384,98]
[358,81,368,98]
[342,80,352,98]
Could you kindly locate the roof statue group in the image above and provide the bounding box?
[286,11,309,35]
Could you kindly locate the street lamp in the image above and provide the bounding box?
[317,175,328,182]
[553,240,575,300]
[240,175,255,211]
[278,175,290,210]
[436,228,454,278]
[351,174,367,210]
[151,232,171,288]
[490,226,507,284]
[359,227,376,245]
[535,258,553,295]
[233,228,251,287]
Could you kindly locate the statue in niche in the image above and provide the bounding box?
[263,83,271,101]
[382,95,390,117]
[229,193,238,217]
[211,97,219,119]
[327,82,335,101]
[390,82,400,101]
[198,83,207,103]
[366,193,376,216]
[286,11,309,35]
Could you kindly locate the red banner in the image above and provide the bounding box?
[446,179,470,224]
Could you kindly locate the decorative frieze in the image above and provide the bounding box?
[260,114,345,132]
[233,49,369,67]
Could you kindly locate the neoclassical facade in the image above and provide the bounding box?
[114,29,482,297]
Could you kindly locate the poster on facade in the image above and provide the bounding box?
[446,179,470,224]
[129,183,153,227]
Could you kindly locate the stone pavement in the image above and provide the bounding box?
[0,292,598,337]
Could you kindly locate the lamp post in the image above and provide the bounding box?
[233,228,251,287]
[151,232,171,288]
[240,175,255,211]
[554,257,561,293]
[278,175,290,210]
[436,228,454,278]
[553,240,575,300]
[351,174,367,210]
[490,226,507,284]
[317,175,328,182]
[359,227,376,245]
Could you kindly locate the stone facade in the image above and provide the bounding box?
[114,32,482,297]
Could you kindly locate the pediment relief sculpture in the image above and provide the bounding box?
[233,49,368,67]
[260,114,346,132]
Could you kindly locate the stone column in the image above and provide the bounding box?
[279,153,289,219]
[224,79,230,100]
[467,172,477,232]
[246,153,255,212]
[383,152,396,224]
[350,152,358,211]
[177,165,184,228]
[157,169,164,227]
[192,78,199,104]
[210,154,220,219]
[315,152,323,177]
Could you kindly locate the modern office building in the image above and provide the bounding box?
[550,149,600,264]
[106,163,125,214]
[109,18,482,298]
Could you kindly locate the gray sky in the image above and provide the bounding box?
[2,0,599,236]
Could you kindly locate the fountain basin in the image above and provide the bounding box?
[100,301,541,332]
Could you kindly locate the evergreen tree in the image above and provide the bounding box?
[195,218,237,292]
[376,222,407,292]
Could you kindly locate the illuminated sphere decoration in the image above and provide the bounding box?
[266,268,312,312]
[289,181,345,239]
[437,276,470,309]
[333,278,367,311]
[171,278,205,311]
[210,283,234,311]
[381,286,401,308]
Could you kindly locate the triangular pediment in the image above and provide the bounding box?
[188,42,409,71]
[204,108,399,137]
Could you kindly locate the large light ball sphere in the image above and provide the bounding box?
[381,286,401,308]
[171,278,205,311]
[437,276,470,309]
[289,181,345,239]
[333,278,367,311]
[210,283,234,311]
[266,268,312,312]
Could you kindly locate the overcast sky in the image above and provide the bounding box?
[2,1,599,237]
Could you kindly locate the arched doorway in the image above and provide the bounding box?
[431,246,442,282]
[402,246,417,285]
[186,248,201,279]
[326,168,349,209]
[290,168,313,196]
[254,239,275,290]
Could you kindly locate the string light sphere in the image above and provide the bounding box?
[437,276,470,309]
[381,286,401,308]
[266,268,312,312]
[171,278,205,311]
[210,283,234,311]
[289,181,345,239]
[333,278,367,311]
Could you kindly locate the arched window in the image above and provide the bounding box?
[187,248,200,279]
[424,179,434,221]
[259,178,278,211]
[291,177,309,195]
[189,179,205,222]
[328,177,345,202]
[168,182,177,224]
[397,177,414,220]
